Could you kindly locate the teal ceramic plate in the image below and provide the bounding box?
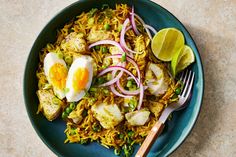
[24,0,204,156]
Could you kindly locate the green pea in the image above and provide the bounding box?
[128,131,134,137]
[175,88,181,95]
[101,47,108,53]
[107,73,112,80]
[121,53,126,62]
[69,102,76,110]
[97,77,105,84]
[119,133,124,139]
[65,56,73,65]
[65,107,72,114]
[95,45,100,50]
[56,52,63,59]
[103,89,109,95]
[126,80,132,88]
[104,23,110,30]
[62,112,68,120]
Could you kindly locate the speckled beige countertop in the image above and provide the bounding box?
[0,0,235,157]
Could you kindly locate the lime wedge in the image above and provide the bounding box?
[171,45,195,76]
[151,28,185,61]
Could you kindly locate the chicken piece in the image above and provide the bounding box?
[36,90,62,121]
[68,104,83,124]
[125,108,150,126]
[145,63,169,96]
[148,102,164,118]
[109,46,122,65]
[91,103,124,129]
[87,27,113,43]
[62,32,87,53]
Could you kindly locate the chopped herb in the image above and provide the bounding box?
[107,73,112,80]
[101,46,108,53]
[114,148,121,156]
[92,123,101,132]
[88,17,94,25]
[128,131,134,137]
[88,8,98,18]
[121,53,126,62]
[119,133,124,139]
[82,110,88,117]
[56,52,63,59]
[118,24,123,32]
[101,4,109,10]
[95,45,100,50]
[65,56,73,65]
[97,77,105,84]
[126,80,132,88]
[80,139,89,144]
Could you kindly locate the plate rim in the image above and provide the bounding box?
[23,0,204,157]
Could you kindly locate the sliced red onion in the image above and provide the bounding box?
[97,66,139,86]
[131,13,152,40]
[116,79,140,95]
[130,6,140,35]
[120,18,142,54]
[110,84,132,98]
[137,83,144,110]
[143,24,157,35]
[125,25,132,32]
[88,40,124,52]
[106,54,141,83]
[99,62,126,87]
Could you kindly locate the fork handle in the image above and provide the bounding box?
[135,121,165,157]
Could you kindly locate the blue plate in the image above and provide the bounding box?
[24,0,204,156]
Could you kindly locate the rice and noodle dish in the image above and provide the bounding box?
[36,4,181,156]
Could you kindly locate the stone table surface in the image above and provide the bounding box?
[0,0,235,157]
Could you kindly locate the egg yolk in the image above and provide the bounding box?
[72,68,89,91]
[49,63,67,90]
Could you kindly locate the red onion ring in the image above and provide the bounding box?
[130,6,140,35]
[110,84,132,98]
[137,83,144,110]
[97,66,139,86]
[143,24,157,35]
[130,13,152,40]
[88,40,124,52]
[106,54,141,83]
[120,18,143,54]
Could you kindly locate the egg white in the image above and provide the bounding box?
[44,52,67,99]
[66,55,93,102]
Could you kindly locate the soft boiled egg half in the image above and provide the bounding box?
[44,52,68,99]
[66,56,93,102]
